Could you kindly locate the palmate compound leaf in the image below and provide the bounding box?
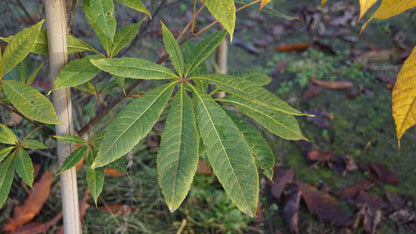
[188,84,259,216]
[0,124,18,145]
[54,55,102,90]
[21,140,49,150]
[184,31,226,77]
[0,20,43,76]
[111,22,142,57]
[114,0,151,19]
[0,155,15,208]
[2,80,60,124]
[14,148,34,188]
[218,96,305,140]
[90,57,178,80]
[192,74,305,116]
[226,111,275,180]
[161,22,184,77]
[59,145,89,174]
[393,46,416,145]
[87,149,104,205]
[92,82,176,168]
[83,0,116,55]
[203,0,235,40]
[157,83,198,212]
[361,0,416,33]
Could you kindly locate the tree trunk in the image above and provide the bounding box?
[45,0,81,233]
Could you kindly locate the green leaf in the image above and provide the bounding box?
[227,111,274,180]
[161,22,184,77]
[189,84,258,216]
[113,76,126,95]
[59,145,89,174]
[26,63,44,86]
[93,82,176,168]
[182,42,209,91]
[109,158,128,176]
[0,155,15,208]
[219,96,305,140]
[21,140,49,149]
[54,135,88,145]
[90,57,178,80]
[14,148,34,187]
[114,0,151,18]
[0,124,18,145]
[87,150,104,205]
[0,147,14,164]
[0,20,44,76]
[157,83,198,212]
[192,74,304,116]
[184,30,226,77]
[54,55,101,89]
[83,0,116,55]
[1,30,100,55]
[2,80,60,124]
[204,0,235,40]
[15,59,28,83]
[111,22,142,57]
[231,70,271,86]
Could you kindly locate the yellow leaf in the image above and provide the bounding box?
[392,46,416,146]
[321,0,328,7]
[358,0,378,21]
[259,0,272,12]
[361,0,416,33]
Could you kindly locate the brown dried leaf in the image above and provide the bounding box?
[104,168,123,176]
[271,166,294,200]
[369,162,399,186]
[2,171,53,232]
[302,85,322,100]
[311,76,353,90]
[283,184,300,234]
[100,204,135,215]
[297,182,350,226]
[12,212,62,234]
[337,180,372,200]
[305,109,333,129]
[385,189,404,210]
[355,191,385,209]
[196,159,212,175]
[276,42,312,52]
[5,112,24,127]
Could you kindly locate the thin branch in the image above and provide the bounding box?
[0,100,55,135]
[16,0,35,24]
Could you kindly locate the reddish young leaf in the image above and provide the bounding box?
[337,180,372,200]
[297,182,350,226]
[2,171,53,232]
[271,166,294,200]
[311,76,353,90]
[369,162,399,186]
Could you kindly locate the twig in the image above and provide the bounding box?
[0,100,55,135]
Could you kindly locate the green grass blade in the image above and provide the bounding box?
[219,96,305,140]
[161,22,184,77]
[0,155,15,208]
[157,83,198,212]
[227,111,275,180]
[91,57,178,80]
[111,22,142,57]
[2,80,60,124]
[184,31,226,77]
[204,0,235,40]
[114,0,151,18]
[54,55,101,90]
[189,84,259,216]
[87,150,104,205]
[14,148,34,188]
[193,74,304,116]
[0,20,43,76]
[21,140,49,150]
[0,124,18,145]
[93,82,176,168]
[0,147,14,164]
[83,0,116,55]
[58,145,89,174]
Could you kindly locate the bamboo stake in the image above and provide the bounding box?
[45,1,81,233]
[216,27,228,99]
